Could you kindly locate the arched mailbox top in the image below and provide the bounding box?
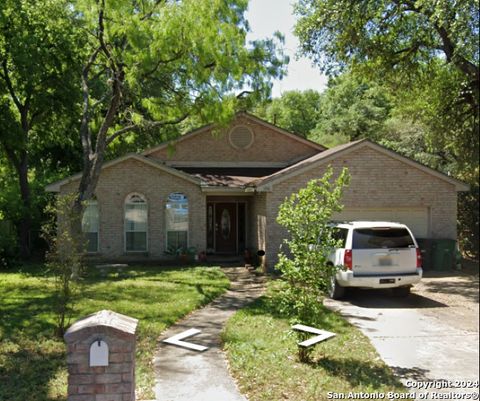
[90,340,109,367]
[64,310,138,343]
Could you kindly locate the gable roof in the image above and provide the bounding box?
[45,154,201,193]
[254,139,469,192]
[142,111,326,157]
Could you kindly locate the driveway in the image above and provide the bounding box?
[324,269,479,397]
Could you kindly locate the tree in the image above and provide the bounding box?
[255,89,322,137]
[294,0,478,106]
[72,0,287,216]
[0,0,82,257]
[276,166,350,362]
[311,74,392,145]
[43,194,86,337]
[294,0,479,256]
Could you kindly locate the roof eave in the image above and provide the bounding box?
[255,140,470,191]
[45,154,201,193]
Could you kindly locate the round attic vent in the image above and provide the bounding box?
[229,125,254,150]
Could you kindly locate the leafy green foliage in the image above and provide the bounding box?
[0,0,83,257]
[294,0,478,85]
[0,218,17,268]
[73,0,287,202]
[255,89,322,137]
[312,74,391,143]
[276,166,350,361]
[294,0,479,256]
[42,194,87,337]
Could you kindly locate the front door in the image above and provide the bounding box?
[215,203,237,253]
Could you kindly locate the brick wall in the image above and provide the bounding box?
[248,192,267,265]
[264,145,458,268]
[64,310,138,401]
[61,159,206,259]
[148,115,319,164]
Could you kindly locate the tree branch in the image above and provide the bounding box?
[105,113,189,145]
[80,46,101,161]
[435,24,479,81]
[98,0,111,61]
[142,51,184,78]
[141,0,166,21]
[1,143,20,171]
[1,59,23,112]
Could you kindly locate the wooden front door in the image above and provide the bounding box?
[215,203,237,253]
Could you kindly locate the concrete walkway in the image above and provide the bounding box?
[153,267,266,401]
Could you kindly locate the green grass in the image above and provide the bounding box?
[0,264,230,401]
[222,282,406,401]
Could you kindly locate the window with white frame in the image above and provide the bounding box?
[166,193,188,251]
[82,200,99,253]
[125,193,147,252]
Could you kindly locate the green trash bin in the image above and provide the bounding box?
[416,238,433,271]
[431,239,456,271]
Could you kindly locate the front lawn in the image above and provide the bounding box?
[0,264,230,401]
[222,282,406,401]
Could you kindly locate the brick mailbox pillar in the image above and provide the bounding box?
[64,310,139,401]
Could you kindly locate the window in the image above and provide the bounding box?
[352,228,415,249]
[125,194,147,252]
[82,200,99,253]
[166,193,188,251]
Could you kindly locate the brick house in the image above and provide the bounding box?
[46,112,468,268]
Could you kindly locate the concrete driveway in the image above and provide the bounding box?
[324,270,479,397]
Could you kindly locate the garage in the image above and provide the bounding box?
[332,207,431,239]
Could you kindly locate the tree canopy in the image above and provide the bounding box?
[72,0,287,204]
[294,0,479,169]
[294,0,479,256]
[254,89,322,137]
[294,0,478,90]
[0,0,82,257]
[0,0,287,258]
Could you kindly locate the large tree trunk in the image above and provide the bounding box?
[17,150,31,259]
[3,144,31,259]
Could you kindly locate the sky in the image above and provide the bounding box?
[245,0,328,98]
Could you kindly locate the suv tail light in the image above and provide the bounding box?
[344,249,353,270]
[416,248,422,268]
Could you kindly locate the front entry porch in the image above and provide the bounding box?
[206,197,247,255]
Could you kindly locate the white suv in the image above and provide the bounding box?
[328,221,423,299]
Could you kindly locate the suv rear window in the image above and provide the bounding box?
[352,228,415,249]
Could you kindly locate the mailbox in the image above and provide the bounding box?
[64,310,138,401]
[90,339,109,366]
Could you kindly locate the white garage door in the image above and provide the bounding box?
[333,207,430,238]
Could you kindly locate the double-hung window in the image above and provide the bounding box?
[82,200,99,253]
[125,194,148,252]
[166,193,188,251]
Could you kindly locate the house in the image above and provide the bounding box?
[46,112,468,268]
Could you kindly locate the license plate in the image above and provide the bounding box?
[380,278,395,284]
[379,257,392,266]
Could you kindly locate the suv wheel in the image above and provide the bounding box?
[392,286,411,297]
[329,277,346,300]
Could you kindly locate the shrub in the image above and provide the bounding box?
[276,166,350,361]
[42,194,86,337]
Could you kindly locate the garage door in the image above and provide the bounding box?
[333,207,430,238]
